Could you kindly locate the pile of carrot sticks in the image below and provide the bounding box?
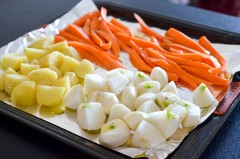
[54,7,229,90]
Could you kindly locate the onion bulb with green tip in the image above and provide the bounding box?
[100,119,130,148]
[77,102,106,132]
[131,120,166,149]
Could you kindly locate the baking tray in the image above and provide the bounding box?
[0,0,240,159]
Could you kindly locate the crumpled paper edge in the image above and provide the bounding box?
[0,0,240,158]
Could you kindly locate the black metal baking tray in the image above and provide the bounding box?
[0,0,240,159]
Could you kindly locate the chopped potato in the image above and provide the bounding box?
[52,76,71,94]
[51,103,65,114]
[28,68,58,85]
[24,48,49,62]
[49,66,62,78]
[38,51,64,68]
[62,46,82,61]
[29,35,54,49]
[5,74,28,95]
[64,72,80,87]
[0,68,18,91]
[47,41,68,53]
[11,81,37,106]
[30,59,40,65]
[1,54,27,71]
[20,63,40,75]
[74,59,94,78]
[60,56,80,74]
[37,85,65,107]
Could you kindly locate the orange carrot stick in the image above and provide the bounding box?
[100,7,107,21]
[160,53,213,69]
[145,48,166,59]
[150,58,197,89]
[138,51,156,68]
[83,18,91,36]
[129,50,152,72]
[165,28,208,54]
[74,47,102,66]
[110,17,133,36]
[73,10,100,27]
[180,65,229,86]
[54,35,66,43]
[100,21,120,57]
[115,32,162,50]
[117,38,132,53]
[167,72,179,82]
[68,41,124,70]
[198,36,227,69]
[59,30,86,43]
[134,13,165,41]
[90,17,103,47]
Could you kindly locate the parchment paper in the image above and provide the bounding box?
[0,0,240,158]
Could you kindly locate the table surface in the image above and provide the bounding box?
[0,0,240,159]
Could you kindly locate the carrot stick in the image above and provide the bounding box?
[115,32,162,50]
[138,51,156,68]
[101,41,112,50]
[90,17,103,47]
[180,65,229,86]
[165,28,208,54]
[73,10,100,27]
[66,24,92,43]
[150,58,197,89]
[160,53,213,69]
[198,36,227,69]
[117,38,132,53]
[74,47,102,66]
[150,37,160,46]
[110,18,133,36]
[167,72,178,82]
[59,30,86,43]
[208,67,225,74]
[54,35,66,43]
[145,48,166,59]
[134,13,165,41]
[128,50,152,72]
[166,52,204,61]
[96,30,113,50]
[68,41,124,70]
[100,21,120,57]
[101,7,107,20]
[107,23,125,33]
[83,18,91,36]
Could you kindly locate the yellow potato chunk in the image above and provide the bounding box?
[47,41,68,53]
[0,68,18,91]
[24,48,49,62]
[5,74,28,95]
[28,68,57,85]
[74,59,94,78]
[52,76,71,94]
[11,81,37,106]
[64,72,80,87]
[20,63,40,75]
[60,56,80,74]
[29,35,54,49]
[51,103,65,114]
[39,51,64,68]
[49,66,62,78]
[37,85,65,107]
[1,54,27,71]
[62,46,82,61]
[30,59,40,65]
